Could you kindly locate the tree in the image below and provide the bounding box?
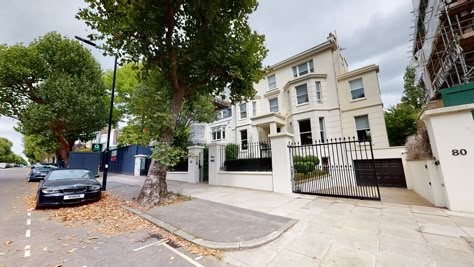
[79,0,268,205]
[384,105,418,146]
[0,137,27,164]
[385,67,426,146]
[401,67,425,110]
[0,32,109,165]
[23,134,58,163]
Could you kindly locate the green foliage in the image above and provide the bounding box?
[384,67,424,146]
[401,67,425,110]
[225,144,239,161]
[150,142,188,168]
[23,134,57,163]
[0,137,27,164]
[385,104,418,146]
[0,32,108,162]
[293,155,319,174]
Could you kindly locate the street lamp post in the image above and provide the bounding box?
[75,36,117,191]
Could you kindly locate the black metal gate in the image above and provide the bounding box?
[288,137,380,200]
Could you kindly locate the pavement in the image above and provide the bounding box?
[107,173,474,267]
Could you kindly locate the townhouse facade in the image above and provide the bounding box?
[205,34,390,149]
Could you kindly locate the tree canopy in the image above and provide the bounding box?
[0,137,27,164]
[384,67,425,146]
[78,0,268,204]
[0,32,109,164]
[22,134,58,164]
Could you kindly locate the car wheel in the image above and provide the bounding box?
[27,177,31,182]
[35,195,42,210]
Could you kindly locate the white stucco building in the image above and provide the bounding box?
[205,34,390,148]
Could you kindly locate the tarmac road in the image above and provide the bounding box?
[0,167,223,267]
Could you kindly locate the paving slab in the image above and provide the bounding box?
[142,198,297,250]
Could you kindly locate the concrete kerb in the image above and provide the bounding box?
[121,205,298,251]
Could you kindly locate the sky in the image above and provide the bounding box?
[0,0,413,159]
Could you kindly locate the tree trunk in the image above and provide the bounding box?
[56,133,71,167]
[137,89,185,206]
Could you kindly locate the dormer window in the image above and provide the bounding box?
[292,59,314,78]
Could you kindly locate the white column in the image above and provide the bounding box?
[269,122,277,135]
[208,142,225,185]
[133,154,148,177]
[187,146,204,183]
[269,133,293,193]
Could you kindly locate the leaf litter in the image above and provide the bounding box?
[24,191,222,258]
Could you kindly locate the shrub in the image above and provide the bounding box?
[294,161,314,173]
[304,155,320,165]
[225,144,239,160]
[405,126,432,160]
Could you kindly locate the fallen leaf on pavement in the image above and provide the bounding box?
[4,241,13,246]
[66,248,77,254]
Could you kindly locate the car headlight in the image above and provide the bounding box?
[41,188,60,194]
[89,185,101,191]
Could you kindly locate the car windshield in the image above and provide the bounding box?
[47,170,93,180]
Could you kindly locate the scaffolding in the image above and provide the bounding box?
[412,0,474,101]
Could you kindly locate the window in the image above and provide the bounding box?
[296,84,309,104]
[349,78,365,100]
[240,130,248,149]
[211,127,226,141]
[269,97,278,112]
[240,103,247,119]
[315,81,322,102]
[292,60,314,77]
[252,101,256,117]
[319,117,326,142]
[298,119,312,145]
[267,74,276,90]
[355,115,371,141]
[216,108,232,120]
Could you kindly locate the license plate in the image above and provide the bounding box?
[64,194,85,200]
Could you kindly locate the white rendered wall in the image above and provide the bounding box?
[216,171,273,191]
[422,104,474,213]
[166,172,190,182]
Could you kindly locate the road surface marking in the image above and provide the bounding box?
[26,229,30,238]
[27,219,31,225]
[27,212,31,217]
[24,245,30,257]
[162,242,204,267]
[132,240,168,252]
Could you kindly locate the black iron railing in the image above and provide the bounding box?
[220,142,272,171]
[288,137,380,200]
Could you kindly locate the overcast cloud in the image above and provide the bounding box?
[0,0,413,159]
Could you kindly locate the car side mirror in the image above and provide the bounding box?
[95,174,100,178]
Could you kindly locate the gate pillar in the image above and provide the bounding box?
[269,133,293,193]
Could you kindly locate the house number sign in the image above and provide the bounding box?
[452,149,467,156]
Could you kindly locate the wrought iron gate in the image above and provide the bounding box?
[288,137,380,200]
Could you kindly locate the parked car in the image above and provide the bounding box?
[27,164,58,182]
[36,169,102,209]
[0,163,7,169]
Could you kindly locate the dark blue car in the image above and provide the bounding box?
[27,164,58,182]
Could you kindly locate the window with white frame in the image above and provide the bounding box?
[349,78,365,100]
[296,84,309,104]
[240,129,248,149]
[319,117,326,142]
[211,127,226,141]
[298,119,312,145]
[252,101,256,117]
[355,115,371,141]
[315,81,322,102]
[240,103,247,119]
[216,108,231,120]
[269,97,278,112]
[292,59,314,77]
[267,74,276,91]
